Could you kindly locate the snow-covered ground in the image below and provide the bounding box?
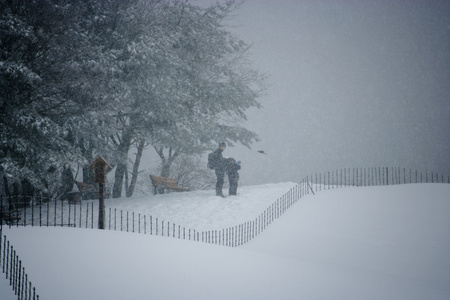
[1,183,449,299]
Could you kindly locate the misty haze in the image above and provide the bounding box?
[1,1,449,299]
[220,0,450,185]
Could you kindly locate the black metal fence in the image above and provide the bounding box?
[2,167,448,247]
[0,184,303,247]
[0,166,448,299]
[307,167,449,191]
[0,231,39,300]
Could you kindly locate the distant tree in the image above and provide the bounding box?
[151,154,216,192]
[171,154,217,191]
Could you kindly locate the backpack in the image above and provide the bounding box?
[207,152,216,169]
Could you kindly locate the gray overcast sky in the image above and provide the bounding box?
[216,0,450,185]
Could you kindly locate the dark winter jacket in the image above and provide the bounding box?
[226,158,241,182]
[212,148,227,172]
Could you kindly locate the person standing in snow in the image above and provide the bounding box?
[226,158,241,196]
[212,142,227,197]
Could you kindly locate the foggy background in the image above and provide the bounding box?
[146,0,450,186]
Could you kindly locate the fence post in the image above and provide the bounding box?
[68,201,71,227]
[61,199,64,227]
[53,198,56,227]
[149,216,153,235]
[18,260,22,296]
[74,201,77,228]
[23,197,27,227]
[120,210,123,231]
[10,246,14,286]
[357,168,360,186]
[25,274,28,300]
[6,241,9,280]
[173,223,176,238]
[374,167,376,186]
[392,167,394,185]
[39,196,42,227]
[142,215,146,234]
[85,204,89,229]
[91,202,94,229]
[1,235,4,274]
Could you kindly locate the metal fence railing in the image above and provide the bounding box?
[0,231,40,300]
[0,166,448,299]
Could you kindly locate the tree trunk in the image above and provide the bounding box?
[113,162,126,198]
[155,147,180,178]
[112,129,133,198]
[81,138,94,184]
[3,175,10,197]
[124,164,129,195]
[126,138,146,197]
[161,161,171,178]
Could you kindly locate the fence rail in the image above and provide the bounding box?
[1,167,448,247]
[308,167,449,191]
[0,232,40,300]
[2,167,448,249]
[0,166,448,299]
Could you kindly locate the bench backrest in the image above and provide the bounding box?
[150,175,177,186]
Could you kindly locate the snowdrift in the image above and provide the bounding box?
[1,183,449,300]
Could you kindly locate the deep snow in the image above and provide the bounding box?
[1,183,449,299]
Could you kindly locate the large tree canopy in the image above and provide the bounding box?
[0,0,266,198]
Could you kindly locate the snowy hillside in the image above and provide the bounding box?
[1,183,449,300]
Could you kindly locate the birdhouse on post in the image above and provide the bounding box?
[88,155,112,184]
[88,155,112,230]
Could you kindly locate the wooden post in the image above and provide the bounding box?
[88,156,112,230]
[98,183,104,229]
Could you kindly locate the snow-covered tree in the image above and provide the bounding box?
[102,1,265,197]
[0,0,125,196]
[0,0,266,198]
[0,0,95,195]
[148,0,266,179]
